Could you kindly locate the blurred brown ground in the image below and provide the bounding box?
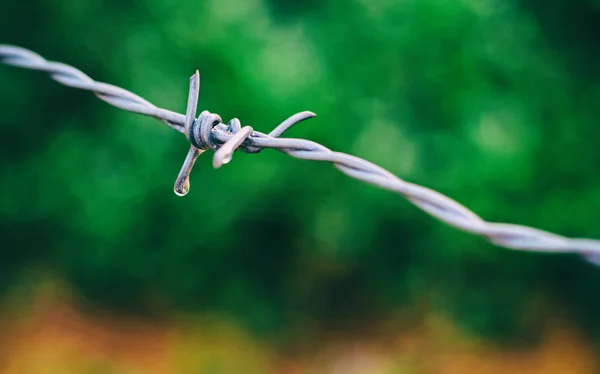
[0,278,597,374]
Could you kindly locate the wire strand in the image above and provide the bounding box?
[2,44,599,260]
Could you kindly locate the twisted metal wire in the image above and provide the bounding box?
[2,44,600,260]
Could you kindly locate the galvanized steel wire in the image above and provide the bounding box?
[2,44,599,260]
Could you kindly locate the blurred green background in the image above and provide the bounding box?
[1,0,600,370]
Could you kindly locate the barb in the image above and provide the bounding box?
[2,44,600,260]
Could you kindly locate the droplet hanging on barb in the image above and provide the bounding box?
[174,146,204,196]
[173,71,203,196]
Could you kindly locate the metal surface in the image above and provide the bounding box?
[1,44,599,259]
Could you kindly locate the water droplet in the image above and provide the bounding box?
[174,180,190,196]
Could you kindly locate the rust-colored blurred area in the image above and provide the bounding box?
[0,279,597,374]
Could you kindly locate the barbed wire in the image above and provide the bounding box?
[2,44,599,261]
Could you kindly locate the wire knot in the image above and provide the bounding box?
[173,71,316,196]
[186,110,222,151]
[184,109,259,155]
[220,118,262,154]
[174,72,259,196]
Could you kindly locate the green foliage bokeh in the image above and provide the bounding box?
[1,0,600,346]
